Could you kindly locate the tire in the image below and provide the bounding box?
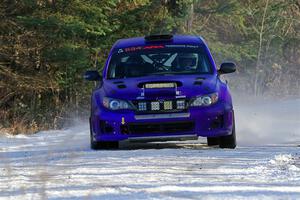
[90,133,119,150]
[219,115,237,149]
[90,121,119,150]
[207,137,219,146]
[90,133,100,150]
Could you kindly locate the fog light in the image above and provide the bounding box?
[176,100,185,109]
[138,102,147,111]
[100,120,114,134]
[151,102,160,110]
[164,101,172,110]
[210,115,224,129]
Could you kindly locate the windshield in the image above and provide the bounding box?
[107,45,213,79]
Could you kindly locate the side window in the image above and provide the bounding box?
[197,54,210,73]
[109,56,129,78]
[108,61,116,78]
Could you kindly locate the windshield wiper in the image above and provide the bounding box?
[150,72,176,75]
[150,71,197,75]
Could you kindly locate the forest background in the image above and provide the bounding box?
[1,0,299,134]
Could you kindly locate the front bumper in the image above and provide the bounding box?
[91,102,234,142]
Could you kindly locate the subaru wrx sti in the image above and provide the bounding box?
[85,35,237,149]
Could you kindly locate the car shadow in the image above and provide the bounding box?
[118,141,217,150]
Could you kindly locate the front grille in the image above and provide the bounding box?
[132,98,188,114]
[127,121,195,134]
[99,120,114,134]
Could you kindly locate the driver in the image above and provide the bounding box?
[126,55,143,77]
[172,53,197,71]
[178,54,197,70]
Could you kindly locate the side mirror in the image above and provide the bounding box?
[84,70,102,81]
[218,62,236,75]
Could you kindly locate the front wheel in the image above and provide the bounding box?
[90,133,119,150]
[219,116,237,149]
[207,137,219,146]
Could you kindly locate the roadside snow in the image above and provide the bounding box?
[0,99,299,200]
[235,99,300,145]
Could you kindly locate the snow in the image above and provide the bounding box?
[1,99,300,199]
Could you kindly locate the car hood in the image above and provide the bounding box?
[102,74,218,100]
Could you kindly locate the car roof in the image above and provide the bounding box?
[112,35,206,50]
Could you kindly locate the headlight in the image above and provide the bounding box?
[190,93,218,107]
[103,97,134,110]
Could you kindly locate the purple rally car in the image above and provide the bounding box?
[84,34,237,149]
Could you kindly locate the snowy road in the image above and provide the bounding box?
[1,100,300,199]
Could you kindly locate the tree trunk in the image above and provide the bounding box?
[254,0,269,96]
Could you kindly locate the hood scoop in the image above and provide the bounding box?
[117,84,126,89]
[194,81,203,85]
[193,77,206,86]
[113,81,127,89]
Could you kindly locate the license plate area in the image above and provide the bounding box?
[127,121,195,134]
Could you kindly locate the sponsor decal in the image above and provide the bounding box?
[124,46,143,52]
[117,44,199,53]
[143,45,164,50]
[165,44,199,48]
